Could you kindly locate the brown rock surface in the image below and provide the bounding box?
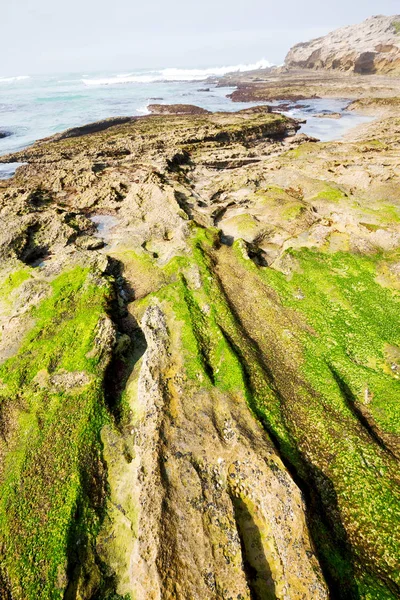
[285,14,400,74]
[225,69,400,102]
[0,102,399,599]
[148,104,211,115]
[346,96,400,116]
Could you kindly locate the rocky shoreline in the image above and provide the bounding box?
[0,87,399,599]
[0,13,400,600]
[215,69,400,103]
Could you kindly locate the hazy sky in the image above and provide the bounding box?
[2,0,400,75]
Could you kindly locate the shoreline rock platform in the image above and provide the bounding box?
[0,14,400,600]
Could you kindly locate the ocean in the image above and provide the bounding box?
[0,61,371,176]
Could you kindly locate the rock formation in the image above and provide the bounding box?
[147,104,211,115]
[285,14,400,74]
[0,101,399,600]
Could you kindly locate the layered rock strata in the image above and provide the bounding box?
[285,15,400,74]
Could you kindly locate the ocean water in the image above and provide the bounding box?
[0,63,371,175]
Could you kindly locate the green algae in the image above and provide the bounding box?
[0,267,114,599]
[281,202,306,220]
[130,227,251,398]
[221,213,260,238]
[312,185,346,203]
[1,218,399,598]
[136,225,400,597]
[285,142,320,159]
[0,267,31,302]
[225,241,400,596]
[380,204,400,224]
[393,20,400,34]
[261,249,400,433]
[101,229,400,598]
[3,93,400,599]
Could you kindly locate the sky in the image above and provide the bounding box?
[2,0,400,75]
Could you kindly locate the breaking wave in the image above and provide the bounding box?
[0,76,31,84]
[136,104,151,115]
[82,59,273,86]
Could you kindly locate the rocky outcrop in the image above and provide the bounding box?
[148,104,211,115]
[346,96,400,115]
[313,112,342,119]
[224,69,400,102]
[285,14,400,74]
[99,304,328,599]
[0,104,399,599]
[39,116,137,143]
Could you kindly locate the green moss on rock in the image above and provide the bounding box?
[0,267,115,599]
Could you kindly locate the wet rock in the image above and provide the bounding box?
[86,315,116,367]
[0,100,399,600]
[347,96,400,116]
[287,132,320,143]
[38,116,137,143]
[228,86,316,102]
[313,112,342,119]
[75,235,105,250]
[98,303,329,599]
[147,104,211,115]
[49,369,92,391]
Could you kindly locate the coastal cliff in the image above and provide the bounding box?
[285,14,400,74]
[0,98,399,600]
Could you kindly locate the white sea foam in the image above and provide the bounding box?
[136,104,151,115]
[82,59,273,86]
[0,75,30,84]
[57,78,83,83]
